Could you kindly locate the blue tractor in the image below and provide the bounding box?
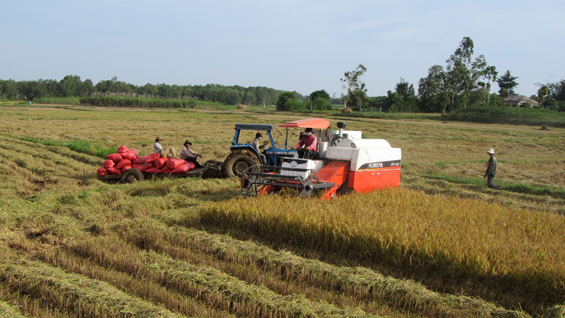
[222,123,295,178]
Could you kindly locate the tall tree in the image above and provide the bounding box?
[340,64,368,111]
[483,66,498,105]
[497,70,519,97]
[537,85,549,107]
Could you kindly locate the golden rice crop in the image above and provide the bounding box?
[200,188,565,313]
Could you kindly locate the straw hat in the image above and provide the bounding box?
[487,148,495,155]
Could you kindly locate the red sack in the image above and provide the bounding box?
[97,168,108,176]
[107,167,121,175]
[117,145,130,153]
[132,164,145,171]
[103,159,115,169]
[146,152,160,163]
[121,165,132,172]
[161,166,172,174]
[115,159,132,169]
[166,158,185,170]
[107,153,122,162]
[171,162,195,174]
[122,150,138,161]
[154,157,168,169]
[133,156,147,164]
[145,167,162,174]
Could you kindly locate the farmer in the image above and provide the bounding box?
[293,128,317,159]
[252,133,267,164]
[484,148,502,190]
[153,137,177,158]
[180,140,203,168]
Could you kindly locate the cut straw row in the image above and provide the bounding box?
[0,260,184,318]
[117,218,530,318]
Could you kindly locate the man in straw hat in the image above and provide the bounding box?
[484,148,502,190]
[154,137,177,159]
[180,140,203,168]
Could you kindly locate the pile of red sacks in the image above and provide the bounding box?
[97,145,195,176]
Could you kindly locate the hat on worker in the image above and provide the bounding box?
[256,133,263,138]
[487,148,495,155]
[155,137,163,142]
[299,132,307,139]
[184,140,192,146]
[304,128,313,133]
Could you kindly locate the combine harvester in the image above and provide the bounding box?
[241,118,401,200]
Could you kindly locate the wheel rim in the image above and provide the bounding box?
[233,159,251,177]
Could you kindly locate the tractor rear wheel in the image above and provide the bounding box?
[120,169,144,183]
[222,151,260,178]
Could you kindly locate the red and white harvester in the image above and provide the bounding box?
[241,118,401,200]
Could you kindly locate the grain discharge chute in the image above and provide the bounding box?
[241,118,401,199]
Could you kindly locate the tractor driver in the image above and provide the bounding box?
[293,128,317,159]
[252,133,267,164]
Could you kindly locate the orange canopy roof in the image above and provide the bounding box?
[279,118,330,129]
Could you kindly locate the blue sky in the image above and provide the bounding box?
[1,0,564,98]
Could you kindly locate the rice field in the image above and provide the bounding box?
[1,104,564,317]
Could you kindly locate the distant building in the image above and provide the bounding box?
[503,95,540,108]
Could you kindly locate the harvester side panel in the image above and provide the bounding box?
[348,167,400,193]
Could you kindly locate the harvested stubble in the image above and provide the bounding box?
[116,218,529,318]
[0,260,184,318]
[199,188,565,315]
[0,299,28,318]
[68,235,370,318]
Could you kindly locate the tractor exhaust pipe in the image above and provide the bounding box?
[337,122,346,137]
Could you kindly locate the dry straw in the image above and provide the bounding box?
[0,260,184,318]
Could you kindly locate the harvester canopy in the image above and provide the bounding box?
[279,118,330,129]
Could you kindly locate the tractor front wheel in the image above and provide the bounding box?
[222,151,260,178]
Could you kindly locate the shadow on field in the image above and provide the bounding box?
[196,221,562,317]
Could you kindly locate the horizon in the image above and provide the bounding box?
[1,1,564,98]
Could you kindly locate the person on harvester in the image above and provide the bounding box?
[293,128,317,159]
[180,140,203,168]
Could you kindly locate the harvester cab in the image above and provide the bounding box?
[241,118,401,199]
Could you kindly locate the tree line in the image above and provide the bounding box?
[335,37,565,113]
[2,37,564,113]
[0,75,283,106]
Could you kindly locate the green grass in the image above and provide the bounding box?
[18,137,116,158]
[421,173,565,198]
[33,97,81,105]
[443,106,565,127]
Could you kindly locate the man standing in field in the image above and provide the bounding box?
[484,148,502,190]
